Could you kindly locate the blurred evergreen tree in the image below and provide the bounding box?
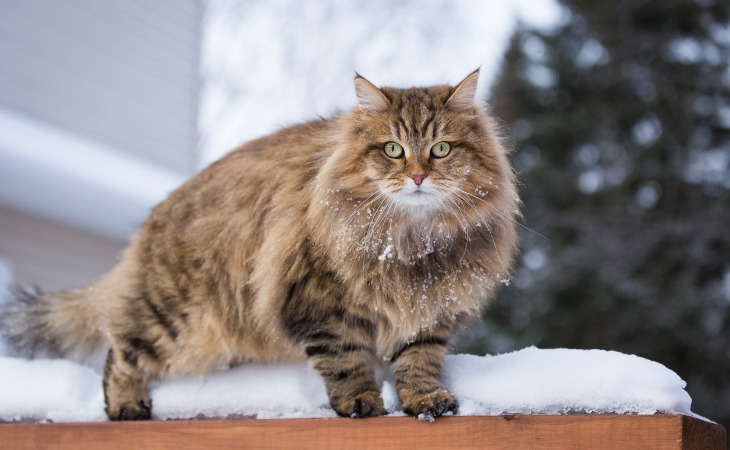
[462,0,730,427]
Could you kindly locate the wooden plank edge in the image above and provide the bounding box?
[682,415,726,450]
[0,414,725,450]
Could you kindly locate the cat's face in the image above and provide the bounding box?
[336,70,509,220]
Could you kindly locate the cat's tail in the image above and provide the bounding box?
[0,285,105,360]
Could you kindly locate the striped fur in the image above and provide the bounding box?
[0,70,519,420]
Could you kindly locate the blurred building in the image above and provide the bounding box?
[0,1,201,292]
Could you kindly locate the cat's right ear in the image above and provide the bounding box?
[354,74,390,113]
[446,68,480,112]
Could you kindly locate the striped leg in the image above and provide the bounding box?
[103,349,152,420]
[284,288,386,418]
[391,328,458,419]
[306,328,385,418]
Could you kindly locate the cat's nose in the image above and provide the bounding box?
[411,173,426,186]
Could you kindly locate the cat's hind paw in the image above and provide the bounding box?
[106,398,152,421]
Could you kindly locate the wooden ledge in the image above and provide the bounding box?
[1,414,725,449]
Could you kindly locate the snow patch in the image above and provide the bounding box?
[0,358,106,422]
[378,244,393,261]
[444,347,692,417]
[0,347,699,423]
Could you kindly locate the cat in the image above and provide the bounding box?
[0,69,519,421]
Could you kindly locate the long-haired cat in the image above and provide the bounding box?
[0,69,519,420]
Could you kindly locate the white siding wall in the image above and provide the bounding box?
[0,1,201,291]
[0,0,202,174]
[0,205,126,292]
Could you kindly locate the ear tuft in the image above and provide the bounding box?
[354,75,390,112]
[446,68,480,112]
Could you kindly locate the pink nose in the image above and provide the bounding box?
[411,173,426,186]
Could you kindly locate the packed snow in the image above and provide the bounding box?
[0,346,699,423]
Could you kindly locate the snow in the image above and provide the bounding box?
[445,348,691,416]
[0,347,699,423]
[0,358,105,423]
[378,244,394,261]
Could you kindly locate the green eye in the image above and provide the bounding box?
[431,141,451,158]
[384,141,404,159]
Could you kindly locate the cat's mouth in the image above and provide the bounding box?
[394,185,444,209]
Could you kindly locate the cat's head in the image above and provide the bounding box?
[326,69,515,223]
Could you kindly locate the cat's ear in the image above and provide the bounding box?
[354,74,390,113]
[446,68,480,112]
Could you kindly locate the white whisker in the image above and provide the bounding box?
[452,187,547,241]
[448,189,507,266]
[445,196,472,262]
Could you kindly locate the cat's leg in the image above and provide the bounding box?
[390,325,458,419]
[284,298,386,418]
[102,347,153,420]
[307,328,386,418]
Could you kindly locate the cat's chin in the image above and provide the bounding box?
[393,191,444,216]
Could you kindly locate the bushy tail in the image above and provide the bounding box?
[0,286,104,360]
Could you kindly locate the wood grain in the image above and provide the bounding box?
[1,414,725,450]
[682,415,726,450]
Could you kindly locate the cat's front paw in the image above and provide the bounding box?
[106,398,152,421]
[333,390,387,418]
[401,387,458,420]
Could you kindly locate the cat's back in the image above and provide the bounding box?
[127,117,338,301]
[197,118,335,197]
[147,118,336,230]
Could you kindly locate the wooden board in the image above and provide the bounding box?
[0,414,725,450]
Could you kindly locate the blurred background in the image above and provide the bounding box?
[0,0,727,431]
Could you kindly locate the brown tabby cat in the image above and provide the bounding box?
[0,69,519,420]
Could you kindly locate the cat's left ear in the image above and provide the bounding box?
[446,68,480,112]
[354,74,390,113]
